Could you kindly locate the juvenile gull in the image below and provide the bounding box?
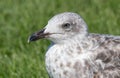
[28,12,120,78]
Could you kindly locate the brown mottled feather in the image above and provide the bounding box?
[89,34,120,78]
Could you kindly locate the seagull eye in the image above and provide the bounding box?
[62,23,71,29]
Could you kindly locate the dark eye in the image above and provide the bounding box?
[62,23,71,29]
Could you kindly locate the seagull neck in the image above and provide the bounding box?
[69,34,88,43]
[58,33,88,45]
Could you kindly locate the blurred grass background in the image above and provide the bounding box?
[0,0,120,78]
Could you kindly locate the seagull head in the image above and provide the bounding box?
[28,12,88,44]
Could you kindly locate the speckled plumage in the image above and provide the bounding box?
[45,33,120,78]
[29,12,120,78]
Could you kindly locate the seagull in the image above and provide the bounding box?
[28,12,120,78]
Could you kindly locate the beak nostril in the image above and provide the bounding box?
[37,28,46,35]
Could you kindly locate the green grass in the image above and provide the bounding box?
[0,0,120,78]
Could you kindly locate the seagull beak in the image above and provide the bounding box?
[28,28,49,43]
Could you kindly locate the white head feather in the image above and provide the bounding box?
[44,12,88,43]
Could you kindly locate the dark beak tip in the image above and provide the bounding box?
[28,28,46,43]
[28,34,37,42]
